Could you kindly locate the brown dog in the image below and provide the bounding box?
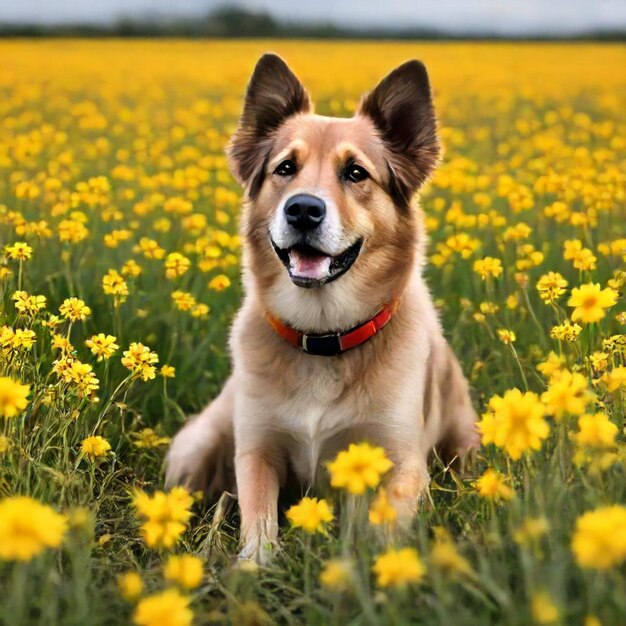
[165,54,478,563]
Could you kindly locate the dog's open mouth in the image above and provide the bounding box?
[271,238,363,288]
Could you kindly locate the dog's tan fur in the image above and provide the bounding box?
[166,54,478,563]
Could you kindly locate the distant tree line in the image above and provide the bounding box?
[1,5,625,40]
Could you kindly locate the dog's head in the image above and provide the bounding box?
[228,54,439,331]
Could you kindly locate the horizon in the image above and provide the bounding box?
[2,0,626,37]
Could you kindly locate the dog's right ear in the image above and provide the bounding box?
[358,60,439,207]
[227,54,311,191]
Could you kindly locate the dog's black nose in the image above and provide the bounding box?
[284,194,326,230]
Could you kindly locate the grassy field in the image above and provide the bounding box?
[0,40,625,626]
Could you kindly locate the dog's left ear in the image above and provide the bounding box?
[358,60,439,205]
[228,54,311,192]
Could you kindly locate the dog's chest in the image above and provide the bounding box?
[274,360,366,483]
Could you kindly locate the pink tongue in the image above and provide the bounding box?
[288,249,331,280]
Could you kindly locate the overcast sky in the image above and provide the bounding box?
[1,0,625,35]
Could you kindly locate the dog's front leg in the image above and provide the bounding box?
[384,433,430,526]
[387,459,430,525]
[235,449,281,565]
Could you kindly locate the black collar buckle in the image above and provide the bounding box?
[301,332,342,357]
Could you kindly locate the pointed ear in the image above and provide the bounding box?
[227,54,311,189]
[358,60,439,205]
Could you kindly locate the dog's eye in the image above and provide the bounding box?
[343,165,369,183]
[274,159,297,177]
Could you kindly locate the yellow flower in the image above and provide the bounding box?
[574,249,597,271]
[208,274,231,291]
[118,571,144,600]
[0,377,30,419]
[320,559,353,590]
[102,269,129,303]
[0,436,12,453]
[138,237,166,260]
[133,487,193,549]
[536,272,568,304]
[133,588,192,626]
[171,290,196,312]
[563,240,597,271]
[601,334,626,356]
[286,497,333,534]
[600,366,626,392]
[372,547,425,588]
[568,283,618,324]
[503,222,532,241]
[54,358,100,399]
[574,449,621,474]
[165,253,191,279]
[12,328,37,350]
[131,428,171,449]
[104,229,132,248]
[574,413,618,449]
[446,232,480,258]
[480,389,549,459]
[563,239,583,260]
[531,591,559,624]
[515,272,529,288]
[429,527,473,577]
[480,301,499,315]
[71,360,99,396]
[164,197,193,215]
[550,321,582,342]
[164,554,204,589]
[85,334,119,360]
[43,315,62,330]
[0,496,67,561]
[160,365,176,378]
[153,218,172,233]
[5,241,32,260]
[81,436,111,461]
[66,506,91,529]
[122,342,159,381]
[58,219,90,243]
[506,294,519,309]
[536,352,565,379]
[59,297,92,322]
[12,291,46,317]
[572,505,626,569]
[0,326,15,352]
[368,488,397,526]
[497,329,516,344]
[587,351,609,374]
[513,516,549,546]
[327,442,393,494]
[122,259,143,277]
[474,468,514,500]
[191,303,210,318]
[473,256,503,279]
[541,370,592,419]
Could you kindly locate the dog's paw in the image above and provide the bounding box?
[237,537,276,566]
[164,415,233,495]
[164,422,209,491]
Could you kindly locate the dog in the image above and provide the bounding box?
[165,54,478,563]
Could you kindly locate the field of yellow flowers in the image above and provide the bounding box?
[0,39,625,626]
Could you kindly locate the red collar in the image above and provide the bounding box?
[266,300,399,357]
